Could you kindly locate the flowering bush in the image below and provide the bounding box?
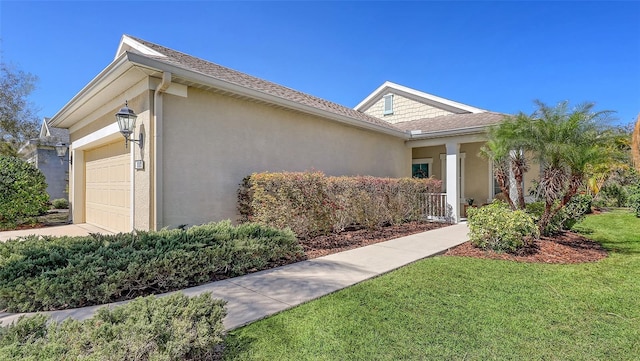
[238,171,442,238]
[467,201,539,253]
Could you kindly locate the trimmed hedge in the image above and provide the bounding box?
[238,171,442,238]
[0,292,226,360]
[468,201,539,253]
[0,221,303,312]
[0,156,49,229]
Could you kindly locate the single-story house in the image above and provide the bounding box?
[19,119,70,201]
[49,35,535,233]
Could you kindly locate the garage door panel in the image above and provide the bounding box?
[85,142,131,233]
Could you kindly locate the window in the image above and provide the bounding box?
[383,94,394,115]
[412,158,432,178]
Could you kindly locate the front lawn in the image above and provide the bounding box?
[224,210,640,360]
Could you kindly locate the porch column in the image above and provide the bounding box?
[445,142,460,223]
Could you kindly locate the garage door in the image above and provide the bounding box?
[85,141,131,232]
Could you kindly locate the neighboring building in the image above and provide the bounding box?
[19,119,70,201]
[48,35,532,233]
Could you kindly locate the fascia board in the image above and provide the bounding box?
[406,132,488,148]
[49,53,133,128]
[126,53,409,139]
[406,125,489,143]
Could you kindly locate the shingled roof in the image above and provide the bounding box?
[394,112,507,134]
[124,36,402,133]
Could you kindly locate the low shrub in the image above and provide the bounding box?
[467,201,539,253]
[599,184,628,208]
[50,198,69,209]
[0,220,303,312]
[628,186,640,217]
[526,194,593,235]
[0,292,226,360]
[0,156,49,229]
[238,171,442,238]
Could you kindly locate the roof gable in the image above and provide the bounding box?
[115,35,166,60]
[356,81,485,115]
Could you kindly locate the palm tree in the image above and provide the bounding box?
[484,101,615,235]
[523,101,614,234]
[481,113,531,210]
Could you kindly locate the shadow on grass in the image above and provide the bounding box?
[572,222,640,255]
[222,333,256,360]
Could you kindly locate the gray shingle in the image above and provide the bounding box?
[126,36,402,133]
[394,112,506,133]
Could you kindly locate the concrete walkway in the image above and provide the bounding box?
[0,223,469,330]
[0,223,113,242]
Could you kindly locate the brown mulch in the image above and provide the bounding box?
[302,222,607,264]
[302,221,448,259]
[444,231,608,264]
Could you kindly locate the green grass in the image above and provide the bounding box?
[223,210,640,360]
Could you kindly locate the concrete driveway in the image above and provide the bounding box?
[0,224,113,242]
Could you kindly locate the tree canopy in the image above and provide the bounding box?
[0,63,40,156]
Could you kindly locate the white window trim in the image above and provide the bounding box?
[383,94,394,115]
[412,158,433,178]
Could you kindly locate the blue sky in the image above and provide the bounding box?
[1,1,639,126]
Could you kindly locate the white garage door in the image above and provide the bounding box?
[85,141,131,232]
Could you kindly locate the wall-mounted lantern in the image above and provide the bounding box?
[55,142,68,164]
[115,100,143,149]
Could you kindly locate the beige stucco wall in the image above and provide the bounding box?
[460,142,490,204]
[161,87,411,227]
[524,151,541,198]
[363,93,454,124]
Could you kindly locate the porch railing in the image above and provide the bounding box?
[420,192,451,222]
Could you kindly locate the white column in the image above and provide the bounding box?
[446,142,460,223]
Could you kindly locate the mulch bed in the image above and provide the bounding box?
[302,222,607,264]
[444,231,608,264]
[302,221,449,259]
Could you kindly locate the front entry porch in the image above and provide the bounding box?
[409,137,492,223]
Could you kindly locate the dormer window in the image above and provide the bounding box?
[383,94,394,115]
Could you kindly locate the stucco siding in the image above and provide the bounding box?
[460,142,490,205]
[363,93,454,124]
[161,88,410,227]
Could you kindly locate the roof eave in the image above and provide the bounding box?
[408,125,490,139]
[126,53,409,139]
[49,53,134,128]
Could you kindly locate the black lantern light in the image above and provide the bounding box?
[115,100,143,149]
